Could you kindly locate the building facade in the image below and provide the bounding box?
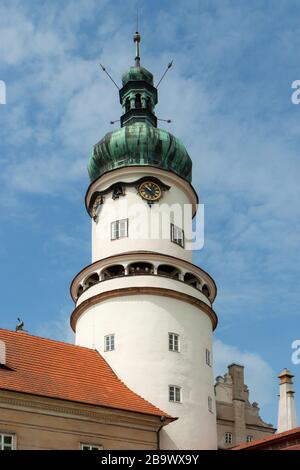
[215,364,275,449]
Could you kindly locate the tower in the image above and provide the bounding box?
[277,369,297,433]
[70,32,218,450]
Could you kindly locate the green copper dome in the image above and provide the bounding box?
[88,122,192,183]
[122,66,154,86]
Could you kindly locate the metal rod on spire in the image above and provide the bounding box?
[99,64,120,90]
[156,60,173,88]
[157,118,172,123]
[133,31,141,67]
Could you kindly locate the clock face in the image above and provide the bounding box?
[138,181,162,202]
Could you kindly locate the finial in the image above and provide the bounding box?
[16,317,24,332]
[133,31,141,67]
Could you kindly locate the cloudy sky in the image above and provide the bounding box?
[1,0,300,426]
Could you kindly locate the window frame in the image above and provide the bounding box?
[205,348,211,367]
[170,223,185,248]
[224,432,233,445]
[111,218,128,241]
[208,396,213,413]
[0,433,15,450]
[80,443,103,450]
[168,333,180,352]
[104,334,115,352]
[169,385,182,403]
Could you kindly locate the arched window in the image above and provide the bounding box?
[202,284,210,298]
[157,264,180,280]
[84,273,99,288]
[77,285,84,297]
[125,97,130,112]
[102,265,125,280]
[146,96,152,111]
[184,272,199,288]
[128,262,154,275]
[135,93,142,109]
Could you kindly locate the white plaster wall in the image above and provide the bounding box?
[75,294,217,450]
[91,172,195,264]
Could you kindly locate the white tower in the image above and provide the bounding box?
[277,369,297,433]
[70,33,218,450]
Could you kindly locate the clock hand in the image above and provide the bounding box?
[144,185,156,196]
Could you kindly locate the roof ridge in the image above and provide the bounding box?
[0,328,96,353]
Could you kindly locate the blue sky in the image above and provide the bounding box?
[0,0,300,426]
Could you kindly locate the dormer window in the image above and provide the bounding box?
[135,93,142,109]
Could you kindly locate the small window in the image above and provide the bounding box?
[169,333,179,352]
[104,334,115,352]
[246,435,253,443]
[0,434,14,450]
[208,396,213,413]
[169,385,181,403]
[224,432,233,445]
[171,223,185,248]
[111,219,128,240]
[205,348,211,366]
[81,443,103,450]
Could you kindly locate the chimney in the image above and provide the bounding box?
[277,369,297,433]
[0,340,6,366]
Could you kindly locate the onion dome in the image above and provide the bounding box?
[88,31,192,183]
[88,122,192,183]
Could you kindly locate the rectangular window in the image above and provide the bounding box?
[169,385,181,403]
[104,334,115,352]
[81,443,103,450]
[169,333,179,352]
[170,223,185,248]
[205,348,211,366]
[111,219,128,240]
[0,434,14,450]
[225,432,233,445]
[246,435,253,443]
[208,396,213,413]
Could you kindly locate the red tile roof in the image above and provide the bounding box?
[231,427,300,450]
[0,329,171,419]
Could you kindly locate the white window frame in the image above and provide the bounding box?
[224,432,233,445]
[0,433,15,450]
[169,385,181,403]
[170,223,185,248]
[104,334,115,352]
[246,435,253,443]
[208,396,213,413]
[111,219,128,240]
[205,348,211,366]
[80,443,103,450]
[168,333,180,352]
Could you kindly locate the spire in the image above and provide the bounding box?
[277,369,297,433]
[133,31,141,67]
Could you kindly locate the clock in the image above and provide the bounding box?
[138,181,162,202]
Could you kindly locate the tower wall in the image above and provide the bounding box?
[89,167,198,264]
[75,293,217,450]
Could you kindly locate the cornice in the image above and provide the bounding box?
[70,250,217,303]
[0,390,169,432]
[70,286,218,332]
